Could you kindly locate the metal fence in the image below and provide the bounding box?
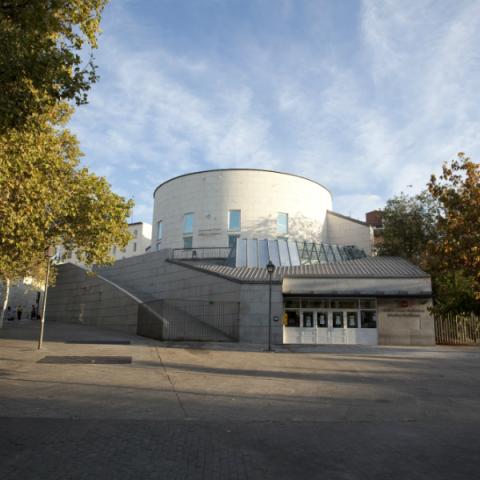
[171,247,232,261]
[137,298,240,342]
[435,313,480,345]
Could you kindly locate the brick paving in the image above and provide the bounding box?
[1,320,480,479]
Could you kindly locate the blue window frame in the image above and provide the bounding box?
[277,212,288,234]
[183,213,194,234]
[157,221,163,240]
[228,210,241,231]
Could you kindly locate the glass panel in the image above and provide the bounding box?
[302,299,329,309]
[302,311,314,328]
[361,311,377,328]
[317,312,328,328]
[278,238,290,266]
[183,236,193,249]
[246,239,258,267]
[267,239,280,267]
[284,299,300,308]
[183,213,193,234]
[157,221,163,239]
[133,242,137,252]
[236,238,247,266]
[277,212,288,234]
[285,310,300,327]
[347,312,358,328]
[258,239,269,267]
[330,299,358,309]
[359,299,377,309]
[228,210,241,231]
[228,235,239,249]
[133,229,138,238]
[288,240,300,265]
[332,312,344,328]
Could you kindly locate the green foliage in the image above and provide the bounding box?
[0,104,133,283]
[380,153,480,314]
[379,191,438,268]
[0,0,108,132]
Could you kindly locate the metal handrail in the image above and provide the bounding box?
[171,247,233,260]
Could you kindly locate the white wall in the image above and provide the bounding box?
[152,169,333,250]
[326,211,373,255]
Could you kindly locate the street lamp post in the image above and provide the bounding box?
[266,260,275,352]
[37,246,56,350]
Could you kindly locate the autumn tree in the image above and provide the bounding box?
[0,104,133,326]
[427,153,480,314]
[0,0,108,132]
[379,192,438,268]
[0,1,135,327]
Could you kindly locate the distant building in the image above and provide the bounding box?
[58,222,152,265]
[365,210,384,254]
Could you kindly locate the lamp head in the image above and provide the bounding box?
[266,260,275,274]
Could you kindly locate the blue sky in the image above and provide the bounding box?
[71,0,480,223]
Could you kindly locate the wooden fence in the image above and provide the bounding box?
[435,313,480,345]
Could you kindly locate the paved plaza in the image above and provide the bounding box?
[1,320,480,479]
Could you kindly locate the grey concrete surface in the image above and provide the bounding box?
[1,320,480,479]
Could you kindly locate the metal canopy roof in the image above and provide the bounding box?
[171,256,430,284]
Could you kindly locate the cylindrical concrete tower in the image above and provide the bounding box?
[151,169,333,250]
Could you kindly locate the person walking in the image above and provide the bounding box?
[17,305,23,321]
[6,306,14,322]
[30,304,37,320]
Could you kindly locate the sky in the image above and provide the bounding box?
[70,0,480,224]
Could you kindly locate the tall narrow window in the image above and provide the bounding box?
[157,221,163,240]
[277,212,288,235]
[183,213,194,234]
[133,242,137,252]
[133,229,138,238]
[228,210,241,231]
[183,236,193,249]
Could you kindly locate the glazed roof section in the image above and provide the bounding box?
[169,256,430,284]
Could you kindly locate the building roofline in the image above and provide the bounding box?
[153,168,332,198]
[327,210,370,227]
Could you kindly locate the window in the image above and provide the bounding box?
[133,242,137,252]
[302,299,329,309]
[183,213,193,234]
[359,299,376,309]
[156,243,161,252]
[317,312,328,328]
[361,311,377,328]
[133,229,138,238]
[333,312,344,328]
[228,235,239,249]
[183,236,193,249]
[277,212,288,235]
[302,311,314,328]
[330,299,358,309]
[157,221,163,240]
[285,310,300,327]
[284,299,301,308]
[228,210,241,231]
[347,312,358,328]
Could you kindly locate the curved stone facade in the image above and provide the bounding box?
[152,169,333,250]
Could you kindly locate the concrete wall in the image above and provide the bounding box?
[326,211,373,255]
[377,298,435,345]
[239,283,283,345]
[46,264,139,334]
[152,169,333,250]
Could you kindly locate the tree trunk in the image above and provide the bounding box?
[0,277,10,329]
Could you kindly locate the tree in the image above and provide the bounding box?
[0,0,108,132]
[0,103,133,326]
[427,153,480,314]
[379,191,438,268]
